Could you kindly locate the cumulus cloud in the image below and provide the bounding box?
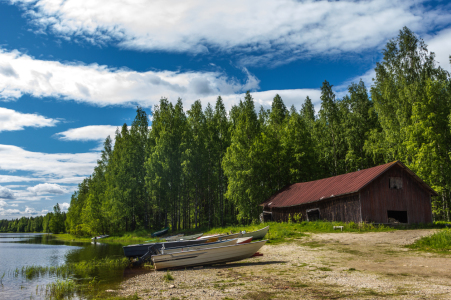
[27,183,68,195]
[60,202,70,211]
[427,28,451,73]
[0,49,259,107]
[0,186,15,199]
[0,107,59,132]
[0,144,98,179]
[0,199,7,207]
[0,208,20,215]
[9,0,451,65]
[25,206,39,214]
[55,125,120,142]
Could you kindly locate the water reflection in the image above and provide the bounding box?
[0,233,144,300]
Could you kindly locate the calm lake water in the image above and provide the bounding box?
[0,233,145,300]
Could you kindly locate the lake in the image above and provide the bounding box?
[0,233,146,299]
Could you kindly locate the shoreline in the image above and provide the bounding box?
[113,229,451,300]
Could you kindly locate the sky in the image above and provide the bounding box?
[0,0,450,220]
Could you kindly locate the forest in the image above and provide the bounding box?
[1,27,450,235]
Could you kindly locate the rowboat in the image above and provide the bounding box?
[236,237,252,244]
[123,239,208,258]
[91,235,109,240]
[179,233,204,240]
[152,240,266,270]
[197,234,220,240]
[151,227,169,237]
[241,226,269,240]
[164,234,184,241]
[158,238,239,255]
[217,232,242,241]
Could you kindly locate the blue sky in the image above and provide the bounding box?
[1,0,450,219]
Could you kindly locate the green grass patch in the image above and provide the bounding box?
[163,270,174,282]
[407,229,451,253]
[203,221,397,244]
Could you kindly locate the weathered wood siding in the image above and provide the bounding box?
[359,164,432,224]
[270,194,361,223]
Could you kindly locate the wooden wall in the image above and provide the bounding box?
[269,194,361,223]
[360,164,432,224]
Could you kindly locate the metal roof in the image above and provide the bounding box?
[261,161,438,208]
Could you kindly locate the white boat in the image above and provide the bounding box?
[217,232,242,241]
[159,238,239,255]
[179,233,204,240]
[164,234,184,241]
[152,240,267,270]
[91,234,109,240]
[241,226,269,240]
[236,237,252,244]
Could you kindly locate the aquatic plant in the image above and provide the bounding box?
[45,279,77,299]
[1,272,5,284]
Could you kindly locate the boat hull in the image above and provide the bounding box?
[160,239,238,255]
[123,239,207,258]
[242,226,269,240]
[152,240,266,270]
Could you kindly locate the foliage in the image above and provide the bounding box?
[407,229,451,252]
[2,27,451,233]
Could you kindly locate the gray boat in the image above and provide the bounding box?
[123,239,208,258]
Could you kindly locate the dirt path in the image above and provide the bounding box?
[115,229,451,299]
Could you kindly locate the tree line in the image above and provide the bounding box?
[1,27,450,235]
[0,204,66,233]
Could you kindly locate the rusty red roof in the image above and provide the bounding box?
[261,161,437,208]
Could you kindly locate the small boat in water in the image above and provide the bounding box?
[151,228,169,237]
[241,226,269,240]
[91,234,109,241]
[152,240,267,270]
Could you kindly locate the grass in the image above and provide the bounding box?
[163,270,174,282]
[14,257,130,280]
[55,220,449,246]
[407,228,451,253]
[203,221,396,244]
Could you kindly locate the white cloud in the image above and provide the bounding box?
[0,107,59,132]
[55,125,120,142]
[24,206,39,214]
[9,0,450,64]
[0,49,259,107]
[0,144,98,179]
[10,203,18,207]
[0,186,15,199]
[60,202,70,211]
[0,208,20,215]
[27,183,68,195]
[0,200,7,207]
[427,28,451,73]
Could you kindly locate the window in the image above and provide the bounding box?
[387,210,408,223]
[306,208,320,221]
[389,177,402,189]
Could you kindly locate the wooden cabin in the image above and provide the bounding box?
[260,161,437,224]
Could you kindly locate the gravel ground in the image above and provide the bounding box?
[114,229,451,299]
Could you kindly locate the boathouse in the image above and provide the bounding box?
[260,161,437,224]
